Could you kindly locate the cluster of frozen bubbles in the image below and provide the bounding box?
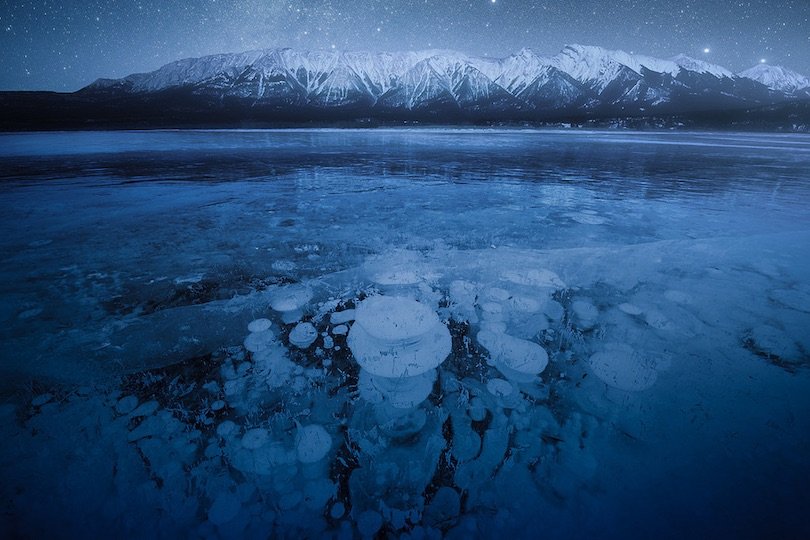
[9,251,695,539]
[175,252,664,539]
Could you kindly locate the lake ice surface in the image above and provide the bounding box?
[1,129,809,538]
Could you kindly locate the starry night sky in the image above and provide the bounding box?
[1,0,808,91]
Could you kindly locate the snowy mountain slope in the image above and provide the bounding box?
[671,54,734,78]
[551,44,680,94]
[377,58,457,110]
[78,45,810,118]
[739,64,810,94]
[126,51,266,93]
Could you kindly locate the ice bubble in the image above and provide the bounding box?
[358,369,436,409]
[467,397,487,422]
[356,510,383,537]
[451,417,482,462]
[369,405,428,439]
[364,251,437,288]
[480,302,503,316]
[589,343,658,391]
[543,300,565,321]
[115,395,139,415]
[571,300,599,329]
[509,295,542,313]
[269,285,313,323]
[208,492,241,526]
[244,329,275,353]
[486,378,513,398]
[348,296,451,378]
[217,420,237,438]
[230,442,290,475]
[204,443,221,459]
[295,423,331,463]
[330,309,355,324]
[477,330,549,382]
[448,279,479,323]
[127,416,164,442]
[242,428,270,450]
[247,318,273,333]
[303,479,336,510]
[449,280,477,302]
[355,296,436,340]
[269,286,312,312]
[211,400,226,411]
[480,320,508,334]
[332,324,349,336]
[130,400,159,418]
[502,268,566,289]
[618,303,643,316]
[323,335,334,349]
[482,287,510,302]
[330,501,346,519]
[289,322,318,349]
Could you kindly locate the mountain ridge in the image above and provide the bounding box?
[3,44,808,130]
[80,44,809,114]
[86,44,808,92]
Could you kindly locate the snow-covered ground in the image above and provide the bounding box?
[0,129,808,538]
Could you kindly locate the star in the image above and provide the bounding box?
[1,0,808,91]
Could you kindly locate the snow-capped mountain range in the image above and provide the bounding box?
[22,44,791,124]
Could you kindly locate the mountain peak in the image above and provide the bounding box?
[670,54,734,78]
[738,64,810,93]
[515,47,539,59]
[553,44,680,92]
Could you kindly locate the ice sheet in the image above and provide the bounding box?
[1,129,809,538]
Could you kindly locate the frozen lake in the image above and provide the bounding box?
[1,129,809,538]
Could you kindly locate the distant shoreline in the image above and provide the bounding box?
[1,90,808,133]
